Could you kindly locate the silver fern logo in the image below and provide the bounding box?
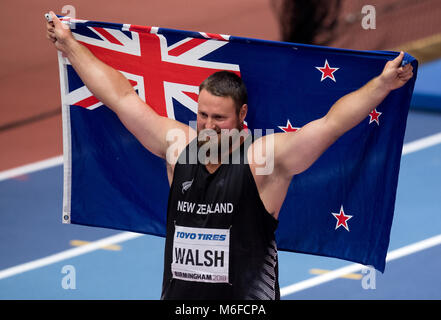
[182,179,193,194]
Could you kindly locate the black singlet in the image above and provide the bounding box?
[161,137,280,300]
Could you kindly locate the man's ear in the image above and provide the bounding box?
[239,104,248,123]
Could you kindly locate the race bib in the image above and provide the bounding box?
[172,225,230,283]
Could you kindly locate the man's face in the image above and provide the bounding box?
[197,89,241,133]
[196,89,247,155]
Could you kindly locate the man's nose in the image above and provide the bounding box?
[205,118,216,130]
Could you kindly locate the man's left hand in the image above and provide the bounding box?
[379,51,414,91]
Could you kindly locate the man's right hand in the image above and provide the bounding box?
[45,11,75,53]
[44,12,194,183]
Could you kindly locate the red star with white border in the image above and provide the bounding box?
[315,59,339,82]
[369,108,382,125]
[332,205,353,232]
[278,119,300,132]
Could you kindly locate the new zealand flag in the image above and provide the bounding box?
[57,17,418,272]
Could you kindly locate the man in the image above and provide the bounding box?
[46,12,413,300]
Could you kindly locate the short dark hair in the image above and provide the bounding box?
[199,71,248,114]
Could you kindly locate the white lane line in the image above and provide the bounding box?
[402,132,441,155]
[280,233,441,297]
[0,232,142,280]
[0,156,63,182]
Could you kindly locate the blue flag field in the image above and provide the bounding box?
[57,17,418,272]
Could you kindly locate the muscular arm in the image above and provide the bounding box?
[273,52,413,177]
[46,12,194,162]
[250,52,413,218]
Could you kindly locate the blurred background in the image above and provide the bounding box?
[1,0,440,300]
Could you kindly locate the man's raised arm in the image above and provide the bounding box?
[271,51,414,177]
[46,12,194,160]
